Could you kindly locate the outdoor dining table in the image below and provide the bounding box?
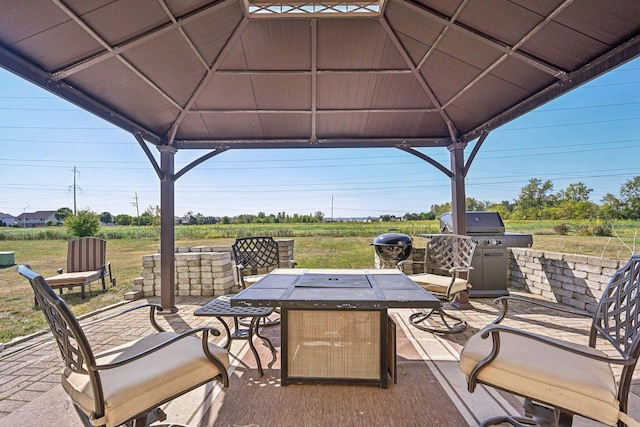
[231,268,440,388]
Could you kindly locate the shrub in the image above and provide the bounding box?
[64,210,100,237]
[553,223,570,235]
[592,222,614,237]
[574,225,592,236]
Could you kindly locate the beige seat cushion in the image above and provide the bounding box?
[46,270,102,286]
[409,273,469,296]
[243,274,267,286]
[63,332,230,427]
[459,331,619,426]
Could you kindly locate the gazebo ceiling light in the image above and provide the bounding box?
[245,0,384,16]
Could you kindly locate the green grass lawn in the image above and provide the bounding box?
[2,219,640,343]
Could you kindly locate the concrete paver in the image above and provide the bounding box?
[0,292,638,424]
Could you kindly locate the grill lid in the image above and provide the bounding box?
[372,233,412,263]
[373,233,412,247]
[440,211,505,234]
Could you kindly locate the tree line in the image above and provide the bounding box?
[409,176,640,222]
[44,175,640,229]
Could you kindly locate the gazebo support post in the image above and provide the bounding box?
[159,146,177,313]
[449,142,467,236]
[449,142,472,309]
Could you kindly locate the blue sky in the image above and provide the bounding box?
[1,57,639,219]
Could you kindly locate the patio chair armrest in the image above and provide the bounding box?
[91,326,228,383]
[490,295,592,325]
[57,268,63,274]
[285,259,298,268]
[467,323,633,392]
[397,260,421,272]
[448,266,473,274]
[481,324,632,364]
[81,303,167,332]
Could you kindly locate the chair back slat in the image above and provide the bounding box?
[67,237,106,273]
[592,255,640,356]
[232,237,280,274]
[17,265,96,374]
[425,234,476,276]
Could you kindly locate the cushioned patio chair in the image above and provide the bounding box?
[398,234,477,334]
[459,254,640,427]
[18,264,230,427]
[45,237,115,300]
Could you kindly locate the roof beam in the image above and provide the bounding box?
[462,32,640,143]
[311,20,318,143]
[215,69,413,75]
[195,107,438,114]
[380,17,460,141]
[51,0,231,79]
[0,45,165,146]
[415,0,469,71]
[50,0,183,111]
[175,137,450,149]
[443,0,575,109]
[401,0,567,79]
[165,17,250,144]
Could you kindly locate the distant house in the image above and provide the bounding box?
[175,216,189,225]
[0,212,17,227]
[15,211,61,228]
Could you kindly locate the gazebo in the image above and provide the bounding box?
[1,0,639,311]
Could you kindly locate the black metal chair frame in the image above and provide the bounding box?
[18,264,229,427]
[463,255,640,427]
[399,234,477,334]
[232,236,296,327]
[232,236,289,288]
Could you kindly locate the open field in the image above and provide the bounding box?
[1,219,640,343]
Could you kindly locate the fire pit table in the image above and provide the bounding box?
[231,268,439,388]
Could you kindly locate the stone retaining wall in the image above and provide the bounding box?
[508,247,626,313]
[375,245,626,315]
[133,240,295,298]
[131,240,624,313]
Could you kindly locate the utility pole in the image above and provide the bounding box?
[132,192,140,225]
[331,195,334,222]
[69,166,81,214]
[22,205,30,228]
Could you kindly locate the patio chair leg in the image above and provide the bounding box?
[128,407,167,426]
[480,415,537,427]
[409,308,467,334]
[524,399,574,427]
[239,311,281,328]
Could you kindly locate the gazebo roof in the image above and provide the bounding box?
[2,0,640,310]
[2,0,639,151]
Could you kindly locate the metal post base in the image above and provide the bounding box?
[524,399,574,426]
[480,415,537,427]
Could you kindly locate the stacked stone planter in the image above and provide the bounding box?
[132,240,295,298]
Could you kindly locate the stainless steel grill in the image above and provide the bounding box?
[440,212,532,297]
